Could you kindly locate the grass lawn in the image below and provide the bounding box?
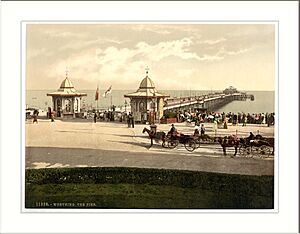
[26,182,272,209]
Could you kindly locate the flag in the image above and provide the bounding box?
[95,86,99,101]
[103,85,112,98]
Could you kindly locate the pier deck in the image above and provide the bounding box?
[164,92,254,111]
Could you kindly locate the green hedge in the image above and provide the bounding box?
[25,183,273,209]
[25,167,274,208]
[162,112,177,119]
[26,167,273,198]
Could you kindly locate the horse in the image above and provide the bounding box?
[217,135,240,157]
[199,134,214,142]
[142,127,166,148]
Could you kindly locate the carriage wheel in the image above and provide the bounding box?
[251,146,261,157]
[168,140,178,149]
[259,145,271,158]
[239,146,251,156]
[162,141,168,148]
[184,139,196,152]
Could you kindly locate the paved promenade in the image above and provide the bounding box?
[25,119,274,175]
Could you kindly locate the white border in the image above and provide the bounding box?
[21,20,279,214]
[1,1,298,233]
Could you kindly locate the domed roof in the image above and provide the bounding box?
[139,76,156,89]
[60,77,74,89]
[124,73,169,98]
[47,74,87,97]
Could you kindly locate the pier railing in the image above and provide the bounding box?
[164,92,254,111]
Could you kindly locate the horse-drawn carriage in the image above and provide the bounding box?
[216,134,274,158]
[142,126,274,157]
[165,132,197,152]
[239,137,273,158]
[142,127,198,152]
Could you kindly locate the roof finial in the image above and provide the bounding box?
[145,66,149,75]
[65,67,69,79]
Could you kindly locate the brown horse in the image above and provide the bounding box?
[142,128,166,148]
[217,135,239,157]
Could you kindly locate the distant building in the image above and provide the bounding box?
[223,86,238,95]
[47,73,87,118]
[124,71,169,124]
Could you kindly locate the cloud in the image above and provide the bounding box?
[47,36,251,88]
[58,38,128,51]
[48,49,100,83]
[216,47,251,57]
[26,24,275,90]
[130,25,172,35]
[200,38,227,45]
[43,29,86,39]
[95,37,223,66]
[198,54,224,61]
[27,48,50,59]
[90,37,204,85]
[135,37,200,61]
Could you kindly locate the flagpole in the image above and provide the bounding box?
[96,84,99,112]
[110,94,112,110]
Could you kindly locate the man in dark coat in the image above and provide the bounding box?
[131,114,135,128]
[94,112,97,123]
[127,113,131,127]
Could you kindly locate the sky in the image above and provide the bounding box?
[26,24,275,91]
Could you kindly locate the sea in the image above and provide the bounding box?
[26,90,275,114]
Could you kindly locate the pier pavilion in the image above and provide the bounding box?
[124,70,169,124]
[47,73,87,118]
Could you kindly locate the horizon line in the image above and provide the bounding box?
[26,89,276,91]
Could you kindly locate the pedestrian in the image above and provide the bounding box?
[213,120,218,137]
[194,123,200,136]
[127,112,131,128]
[261,113,265,124]
[33,114,38,124]
[223,117,228,129]
[131,114,135,128]
[242,114,247,127]
[47,107,52,119]
[51,112,55,122]
[200,124,205,136]
[94,112,97,123]
[32,109,38,124]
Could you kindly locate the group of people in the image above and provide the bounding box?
[224,112,275,126]
[173,110,275,127]
[168,123,206,138]
[194,123,206,136]
[127,112,135,128]
[92,111,135,127]
[93,111,115,122]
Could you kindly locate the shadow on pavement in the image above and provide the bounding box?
[108,140,154,149]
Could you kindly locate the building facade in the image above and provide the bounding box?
[124,72,169,124]
[47,74,87,118]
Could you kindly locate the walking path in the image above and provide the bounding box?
[25,119,274,175]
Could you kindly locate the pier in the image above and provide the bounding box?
[164,87,254,112]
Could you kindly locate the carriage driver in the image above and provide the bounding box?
[168,124,178,139]
[247,132,255,144]
[194,123,200,136]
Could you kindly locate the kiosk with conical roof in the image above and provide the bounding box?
[124,70,169,124]
[47,72,87,118]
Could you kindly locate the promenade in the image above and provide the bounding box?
[25,119,274,175]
